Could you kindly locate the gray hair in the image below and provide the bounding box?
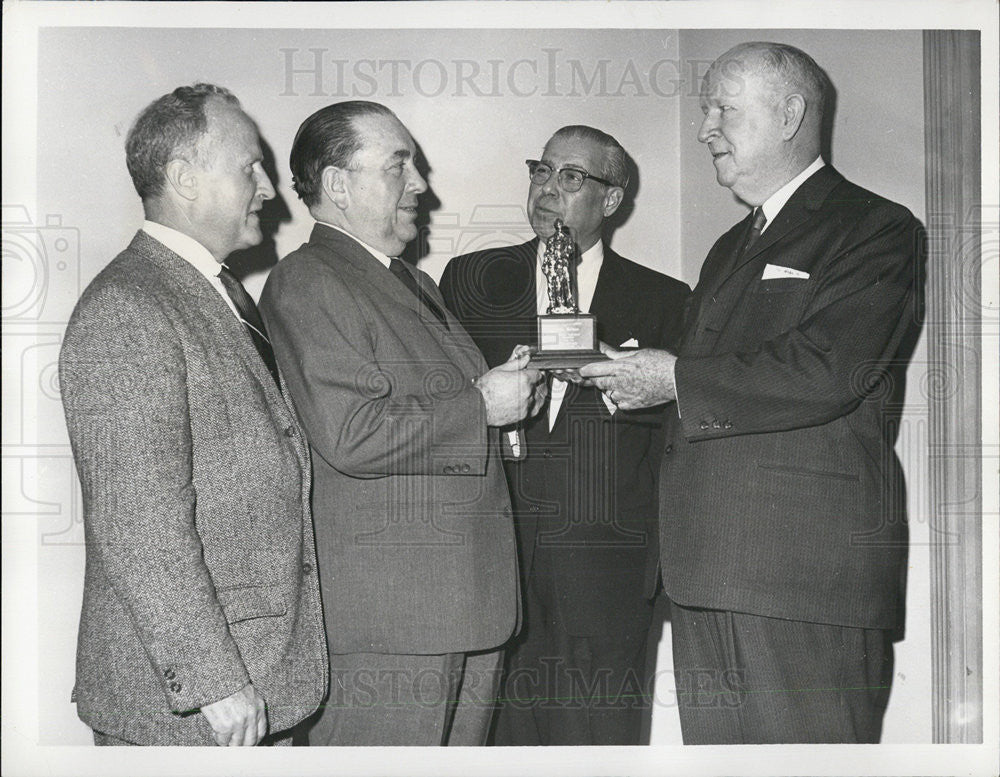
[719,42,829,121]
[549,125,630,190]
[125,83,240,201]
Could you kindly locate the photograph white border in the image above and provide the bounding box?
[3,2,997,776]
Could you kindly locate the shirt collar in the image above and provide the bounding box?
[317,220,393,269]
[142,220,222,280]
[760,156,825,231]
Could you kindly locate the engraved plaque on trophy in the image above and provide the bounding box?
[528,219,609,370]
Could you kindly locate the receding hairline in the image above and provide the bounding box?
[705,42,826,108]
[544,126,629,189]
[194,98,258,164]
[341,109,412,166]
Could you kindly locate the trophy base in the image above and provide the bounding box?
[527,350,609,370]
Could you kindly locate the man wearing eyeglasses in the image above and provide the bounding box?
[259,101,545,746]
[440,126,689,745]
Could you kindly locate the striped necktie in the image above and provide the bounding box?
[738,207,768,262]
[218,265,281,387]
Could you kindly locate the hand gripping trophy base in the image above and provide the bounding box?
[528,218,609,370]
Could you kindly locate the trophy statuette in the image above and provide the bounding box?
[528,219,609,370]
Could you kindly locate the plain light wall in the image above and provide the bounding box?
[36,27,685,294]
[32,26,931,745]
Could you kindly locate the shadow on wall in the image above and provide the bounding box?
[603,150,639,248]
[402,137,441,266]
[228,136,291,280]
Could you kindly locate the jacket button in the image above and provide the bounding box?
[462,464,470,473]
[302,562,313,575]
[543,449,552,458]
[164,669,176,680]
[699,421,710,430]
[170,682,182,693]
[723,421,733,429]
[712,420,721,429]
[284,426,295,437]
[664,444,673,454]
[529,505,540,513]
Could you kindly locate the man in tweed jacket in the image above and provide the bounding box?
[59,84,327,746]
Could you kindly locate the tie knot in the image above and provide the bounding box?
[751,208,768,232]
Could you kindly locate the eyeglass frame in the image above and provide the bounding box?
[525,159,617,192]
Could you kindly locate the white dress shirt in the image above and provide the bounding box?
[141,220,240,320]
[759,156,825,232]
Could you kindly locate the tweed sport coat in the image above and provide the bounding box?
[440,240,689,636]
[661,166,921,630]
[259,224,519,655]
[59,231,327,745]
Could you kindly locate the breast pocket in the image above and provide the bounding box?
[756,278,811,294]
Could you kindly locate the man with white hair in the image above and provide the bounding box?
[581,43,921,743]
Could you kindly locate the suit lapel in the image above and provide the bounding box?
[475,239,538,362]
[311,224,430,325]
[739,165,844,269]
[311,223,486,378]
[131,232,293,416]
[704,166,844,302]
[590,249,635,347]
[687,166,845,353]
[501,239,540,318]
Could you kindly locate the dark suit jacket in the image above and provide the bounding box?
[260,224,519,655]
[662,165,920,630]
[59,231,327,745]
[441,240,689,635]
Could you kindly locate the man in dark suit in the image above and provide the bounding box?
[259,101,545,746]
[581,43,920,743]
[440,126,689,745]
[59,84,328,746]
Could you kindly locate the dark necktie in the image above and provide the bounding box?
[737,207,768,263]
[389,257,450,329]
[218,265,281,387]
[682,208,769,353]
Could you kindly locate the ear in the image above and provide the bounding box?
[780,94,807,140]
[322,166,350,210]
[164,159,198,202]
[602,186,625,218]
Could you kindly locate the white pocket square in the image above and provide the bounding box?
[761,264,810,280]
[619,337,639,348]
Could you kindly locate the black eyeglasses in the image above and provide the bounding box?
[525,160,615,192]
